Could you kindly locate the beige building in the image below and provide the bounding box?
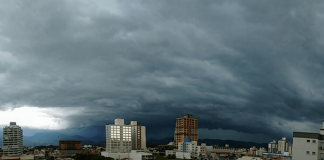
[268,140,278,153]
[106,119,147,153]
[106,119,132,153]
[278,137,289,154]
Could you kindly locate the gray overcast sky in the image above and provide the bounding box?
[0,0,324,143]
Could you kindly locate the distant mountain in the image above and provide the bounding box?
[0,132,268,149]
[0,135,2,148]
[23,132,103,147]
[147,137,174,146]
[90,133,105,142]
[58,126,105,140]
[198,139,268,149]
[147,137,268,149]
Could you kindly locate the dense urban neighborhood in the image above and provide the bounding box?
[2,114,321,160]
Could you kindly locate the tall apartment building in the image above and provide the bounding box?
[174,114,198,148]
[278,137,289,154]
[268,140,278,153]
[292,120,324,160]
[2,122,23,156]
[106,119,147,153]
[106,119,132,153]
[130,121,147,150]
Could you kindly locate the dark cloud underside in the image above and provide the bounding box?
[1,0,324,141]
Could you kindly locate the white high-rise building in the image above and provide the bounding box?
[106,119,147,153]
[106,119,132,153]
[292,120,324,160]
[2,122,23,156]
[130,121,147,150]
[178,141,197,153]
[268,140,278,153]
[278,137,289,154]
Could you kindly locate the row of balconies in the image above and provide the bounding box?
[176,123,197,124]
[175,130,198,132]
[175,132,198,134]
[4,129,21,131]
[176,123,197,125]
[176,122,197,124]
[2,145,20,149]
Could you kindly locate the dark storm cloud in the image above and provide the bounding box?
[1,0,324,141]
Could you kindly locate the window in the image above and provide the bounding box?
[313,140,316,143]
[312,152,316,155]
[307,151,310,154]
[307,140,310,142]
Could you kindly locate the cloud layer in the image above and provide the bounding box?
[1,0,324,142]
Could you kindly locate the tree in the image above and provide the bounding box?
[75,153,114,160]
[167,154,176,159]
[155,155,167,160]
[48,157,55,160]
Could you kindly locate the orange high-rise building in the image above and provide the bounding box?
[174,114,198,148]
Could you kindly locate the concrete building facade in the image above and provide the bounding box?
[292,120,324,160]
[59,140,81,150]
[278,137,289,154]
[106,119,132,153]
[175,143,233,159]
[268,140,278,153]
[101,150,153,160]
[165,150,176,156]
[178,141,197,154]
[174,114,198,148]
[2,122,23,157]
[177,140,202,159]
[130,121,147,150]
[57,140,82,155]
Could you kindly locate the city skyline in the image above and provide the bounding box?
[0,0,324,144]
[0,121,294,159]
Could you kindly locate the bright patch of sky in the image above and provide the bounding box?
[0,106,80,130]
